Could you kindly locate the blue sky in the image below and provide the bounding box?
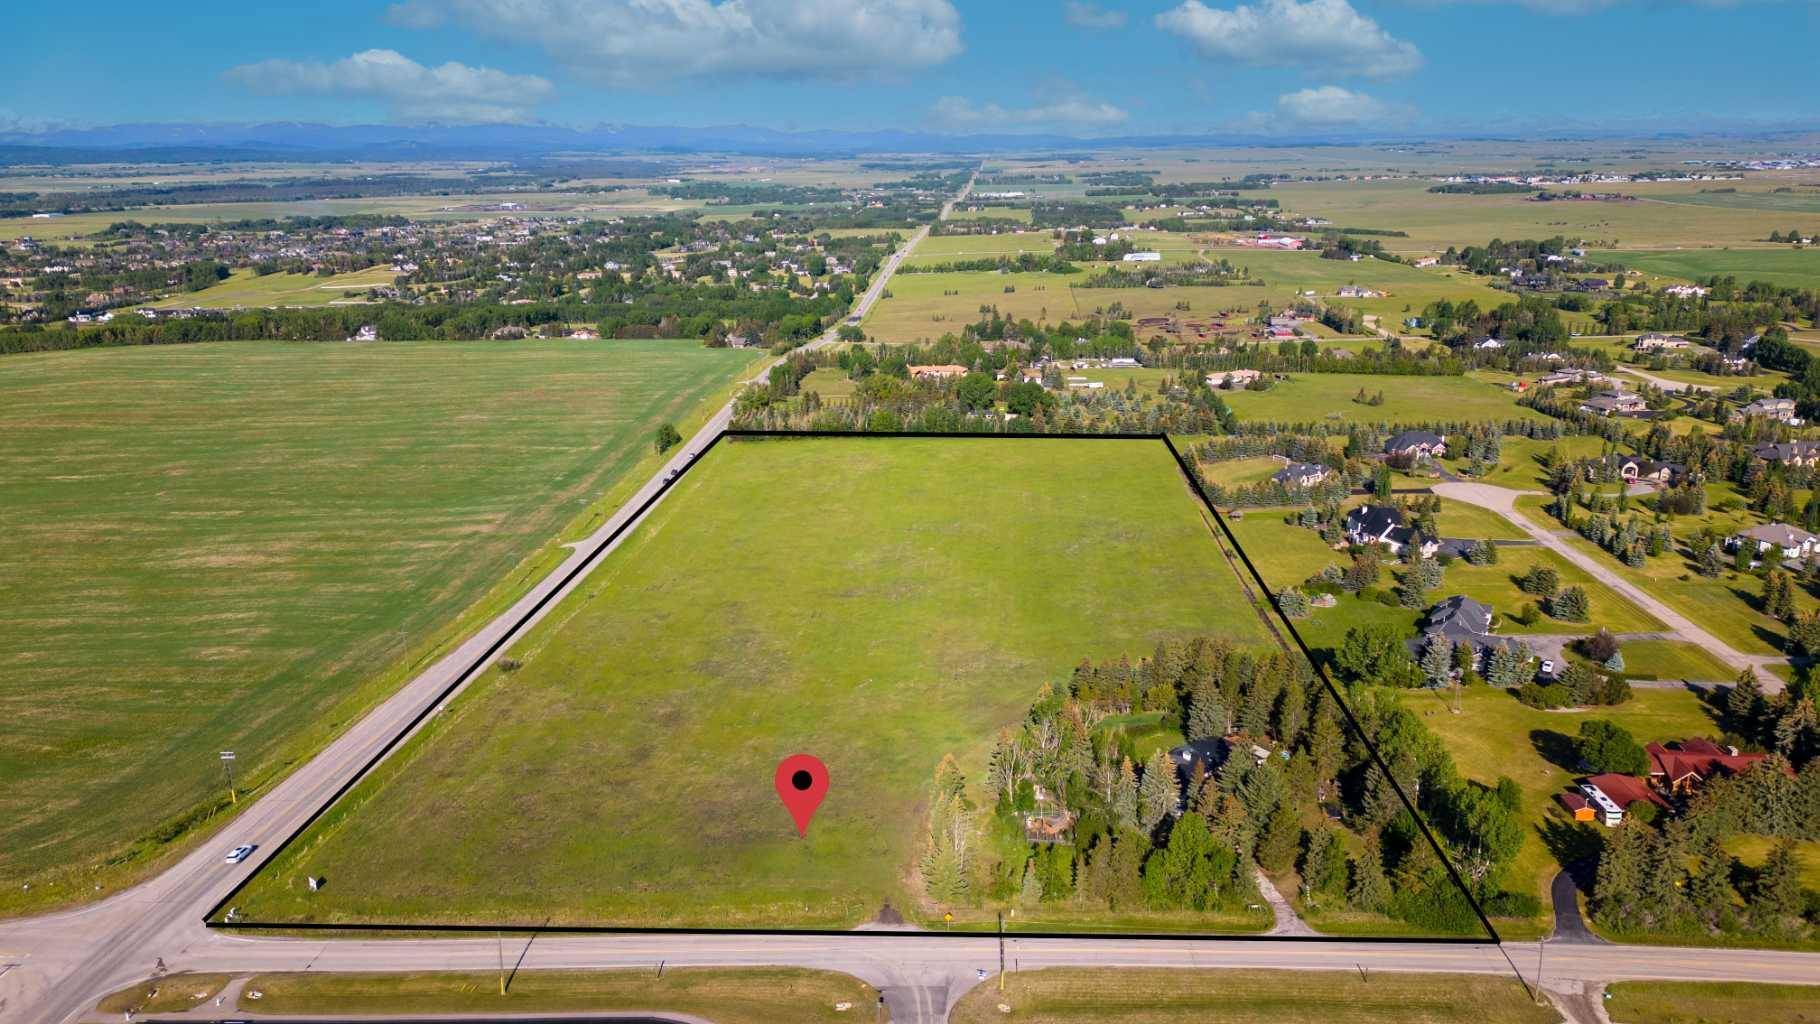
[10,0,1820,135]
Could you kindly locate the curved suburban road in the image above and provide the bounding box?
[5,174,1818,1024]
[1432,481,1783,681]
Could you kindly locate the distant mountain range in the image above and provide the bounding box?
[3,121,1815,165]
[0,121,1314,163]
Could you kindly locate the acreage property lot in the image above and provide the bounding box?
[1272,179,1807,251]
[1605,248,1820,290]
[1216,372,1546,426]
[1217,249,1511,320]
[902,231,1059,266]
[0,339,756,908]
[141,266,400,308]
[235,436,1277,930]
[1418,685,1718,930]
[862,270,1276,342]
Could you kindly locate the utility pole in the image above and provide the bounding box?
[998,912,1006,992]
[218,751,236,804]
[498,930,505,996]
[1535,939,1546,1005]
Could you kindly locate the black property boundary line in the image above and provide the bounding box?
[205,428,1502,949]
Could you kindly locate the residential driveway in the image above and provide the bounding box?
[1549,866,1605,945]
[1431,482,1785,685]
[1614,366,1712,394]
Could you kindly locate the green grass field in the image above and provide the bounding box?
[1724,835,1820,890]
[233,968,878,1022]
[0,339,757,909]
[1217,502,1661,649]
[1605,981,1820,1024]
[1272,179,1809,251]
[1417,685,1720,928]
[862,269,1272,342]
[231,436,1277,930]
[0,192,696,242]
[1511,496,1811,658]
[949,968,1555,1024]
[863,243,1505,344]
[904,231,1059,266]
[96,974,234,1015]
[1605,248,1820,290]
[1216,373,1546,426]
[140,266,400,308]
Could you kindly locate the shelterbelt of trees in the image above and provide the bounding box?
[0,279,861,355]
[916,638,1531,934]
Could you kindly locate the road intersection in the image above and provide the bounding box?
[4,173,1818,1024]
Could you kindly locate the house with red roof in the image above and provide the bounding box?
[1646,739,1775,796]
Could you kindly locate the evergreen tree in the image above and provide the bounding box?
[1765,569,1797,622]
[1348,834,1391,911]
[1241,667,1281,737]
[1592,823,1649,932]
[1299,827,1349,905]
[1696,543,1725,577]
[1550,585,1590,622]
[1637,828,1690,931]
[1518,565,1559,597]
[1113,757,1140,833]
[1139,748,1179,835]
[1103,829,1148,910]
[1274,680,1309,749]
[1749,839,1804,936]
[1420,635,1453,687]
[1256,803,1301,873]
[1727,670,1765,741]
[1187,684,1228,741]
[1276,587,1312,620]
[1307,705,1345,799]
[1687,831,1736,930]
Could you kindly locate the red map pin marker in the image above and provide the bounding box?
[774,753,829,837]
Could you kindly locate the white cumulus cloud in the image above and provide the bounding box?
[932,96,1130,130]
[1063,1,1130,27]
[1157,0,1423,78]
[389,0,963,85]
[224,49,554,123]
[1274,85,1393,125]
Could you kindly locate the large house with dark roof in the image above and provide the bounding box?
[1579,389,1648,417]
[1344,504,1437,557]
[1383,430,1446,460]
[1754,440,1820,468]
[1409,595,1525,669]
[1608,453,1685,485]
[1728,522,1820,563]
[1273,461,1331,488]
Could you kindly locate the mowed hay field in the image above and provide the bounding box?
[862,269,1273,341]
[1217,372,1546,426]
[140,266,401,309]
[948,968,1555,1024]
[1272,179,1811,251]
[236,437,1276,929]
[864,245,1508,343]
[1605,247,1820,290]
[0,339,757,906]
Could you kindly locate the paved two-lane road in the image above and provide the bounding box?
[1432,480,1784,680]
[0,175,970,1024]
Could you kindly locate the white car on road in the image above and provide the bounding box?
[224,844,256,864]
